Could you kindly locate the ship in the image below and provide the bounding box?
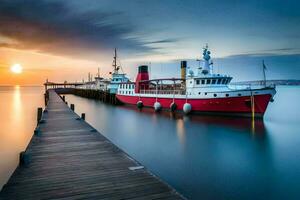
[116,45,276,117]
[107,48,130,94]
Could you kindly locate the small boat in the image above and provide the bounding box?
[116,45,276,117]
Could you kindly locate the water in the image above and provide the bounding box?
[64,86,300,200]
[0,86,44,189]
[0,86,300,199]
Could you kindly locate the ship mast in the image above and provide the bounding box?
[113,48,118,74]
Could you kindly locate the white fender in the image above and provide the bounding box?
[154,102,161,112]
[183,103,192,114]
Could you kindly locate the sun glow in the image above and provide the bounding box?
[10,64,23,74]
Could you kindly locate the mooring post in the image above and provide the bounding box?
[19,151,31,166]
[70,104,75,111]
[44,93,47,106]
[81,113,85,120]
[37,107,43,124]
[62,95,65,102]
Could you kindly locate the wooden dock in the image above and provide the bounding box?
[0,90,184,200]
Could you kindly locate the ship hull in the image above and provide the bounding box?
[116,94,273,117]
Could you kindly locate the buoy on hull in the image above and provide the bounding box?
[170,102,177,112]
[137,101,143,109]
[154,102,161,112]
[183,103,192,114]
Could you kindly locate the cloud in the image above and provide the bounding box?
[235,48,300,57]
[0,0,167,60]
[144,39,179,44]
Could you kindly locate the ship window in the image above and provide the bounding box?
[238,93,242,96]
[214,94,217,97]
[226,94,229,97]
[196,80,200,85]
[205,92,207,95]
[207,79,211,84]
[217,79,222,84]
[212,79,216,84]
[198,92,201,95]
[201,80,205,84]
[222,79,226,84]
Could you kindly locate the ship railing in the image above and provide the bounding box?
[140,89,186,95]
[229,83,275,90]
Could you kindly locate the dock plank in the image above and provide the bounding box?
[0,90,184,200]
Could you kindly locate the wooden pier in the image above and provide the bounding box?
[0,90,183,199]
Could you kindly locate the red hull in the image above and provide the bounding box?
[116,94,272,117]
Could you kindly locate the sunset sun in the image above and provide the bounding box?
[10,64,23,74]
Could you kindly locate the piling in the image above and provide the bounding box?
[70,104,75,111]
[19,151,31,166]
[81,113,85,120]
[37,107,43,124]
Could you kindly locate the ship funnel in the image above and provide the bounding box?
[135,65,149,93]
[181,61,187,80]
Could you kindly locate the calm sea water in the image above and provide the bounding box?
[1,86,300,200]
[0,86,44,189]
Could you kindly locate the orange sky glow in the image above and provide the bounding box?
[0,47,113,86]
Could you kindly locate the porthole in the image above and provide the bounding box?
[226,94,229,97]
[198,92,201,95]
[205,92,207,95]
[214,94,217,97]
[238,93,242,96]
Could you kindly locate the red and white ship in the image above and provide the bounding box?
[116,46,276,117]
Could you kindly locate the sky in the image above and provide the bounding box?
[0,0,299,85]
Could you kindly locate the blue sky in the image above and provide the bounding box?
[0,0,299,83]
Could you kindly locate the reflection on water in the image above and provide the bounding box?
[176,118,185,145]
[65,86,300,200]
[12,86,22,125]
[0,86,44,189]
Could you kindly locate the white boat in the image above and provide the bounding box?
[107,49,130,94]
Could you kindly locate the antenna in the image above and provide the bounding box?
[113,48,118,74]
[262,60,267,87]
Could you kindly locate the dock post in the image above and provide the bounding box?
[44,93,47,106]
[81,113,85,120]
[19,151,31,166]
[70,104,75,111]
[37,107,43,124]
